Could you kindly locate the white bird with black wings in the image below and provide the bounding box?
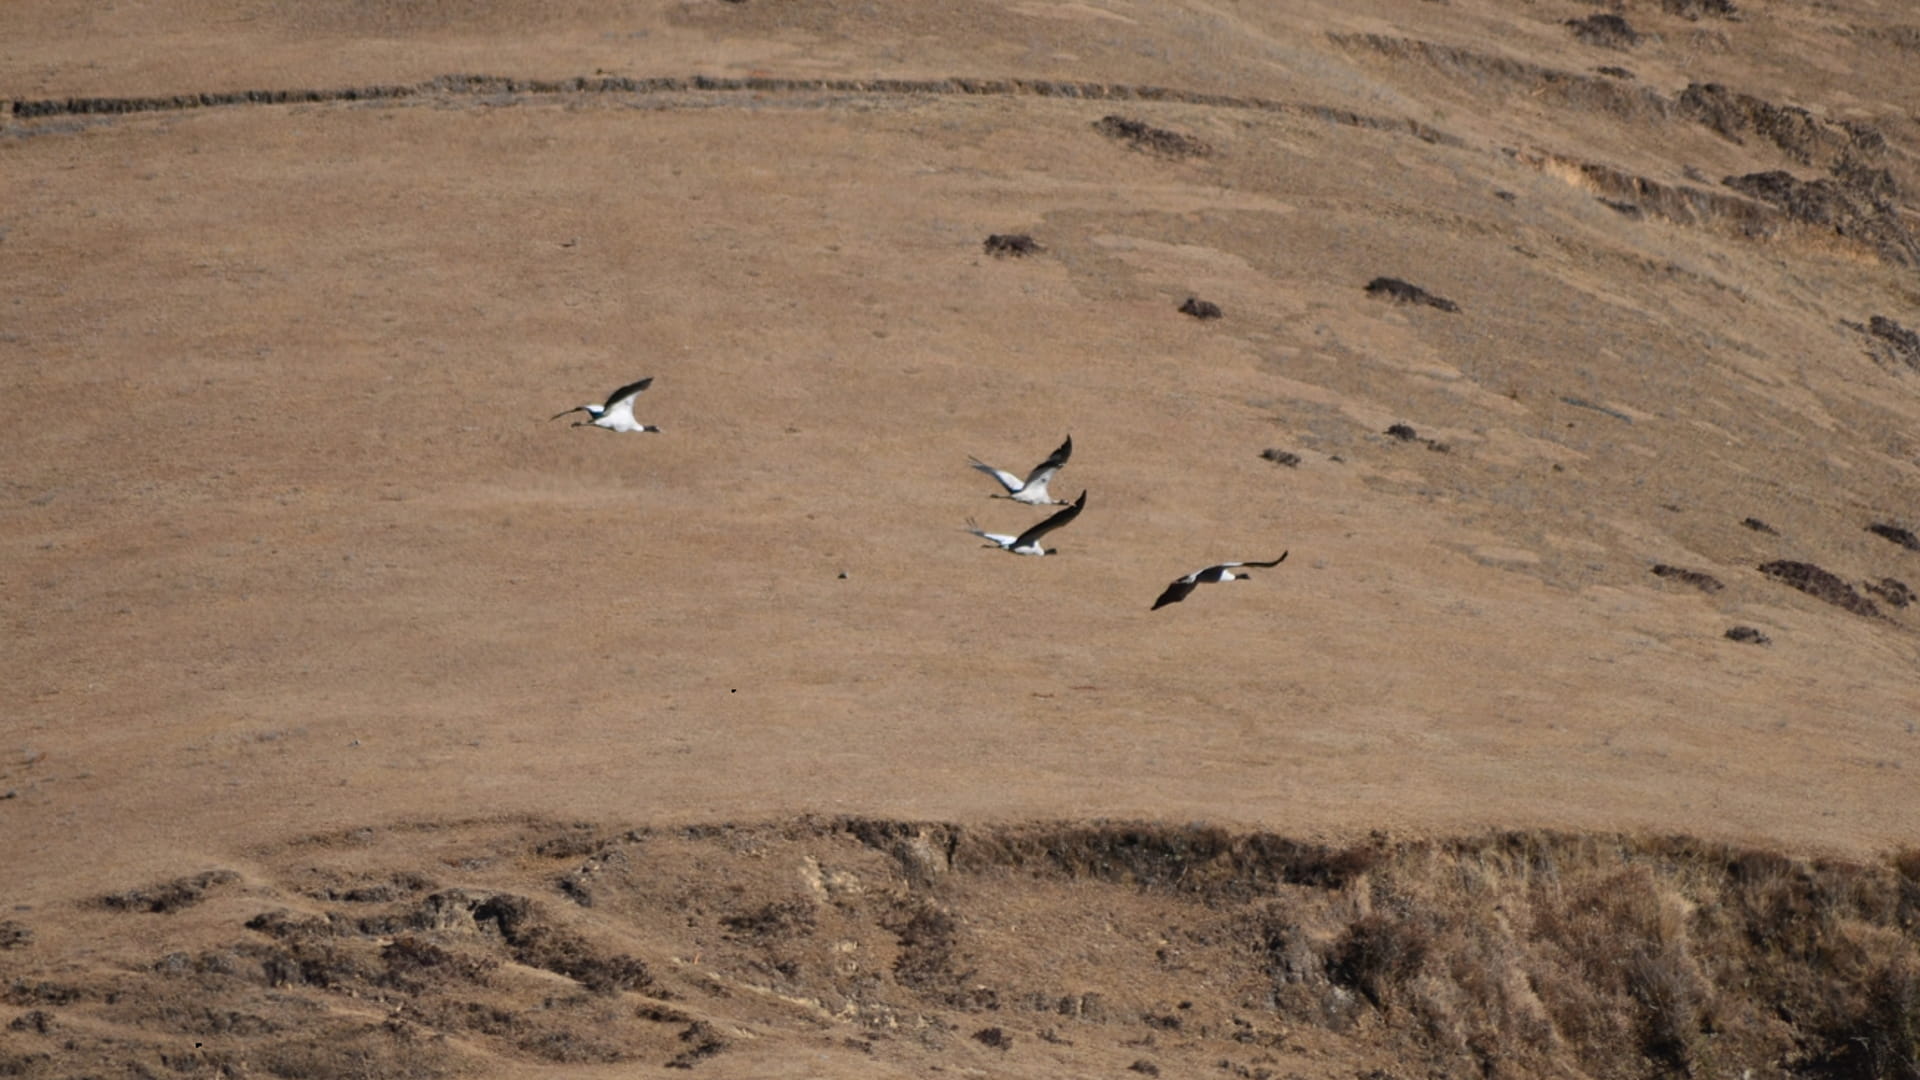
[550,377,660,433]
[965,491,1087,556]
[1151,554,1289,609]
[968,435,1072,505]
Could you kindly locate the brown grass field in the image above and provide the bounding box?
[5,0,1920,1075]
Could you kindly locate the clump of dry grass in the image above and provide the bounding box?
[1219,833,1920,1079]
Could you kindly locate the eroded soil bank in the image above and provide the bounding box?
[6,818,1916,1079]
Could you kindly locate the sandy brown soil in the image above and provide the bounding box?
[5,0,1920,1075]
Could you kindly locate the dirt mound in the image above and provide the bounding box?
[1177,296,1222,319]
[1758,561,1882,618]
[1364,276,1459,312]
[1868,522,1920,551]
[1651,564,1725,593]
[99,870,242,914]
[1866,578,1914,609]
[1723,170,1920,268]
[983,233,1042,257]
[1565,14,1641,50]
[1855,316,1920,371]
[1091,114,1210,159]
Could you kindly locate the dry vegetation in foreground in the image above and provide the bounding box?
[4,821,1917,1079]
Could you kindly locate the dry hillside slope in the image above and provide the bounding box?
[4,0,1920,1076]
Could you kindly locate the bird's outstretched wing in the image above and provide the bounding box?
[968,457,1026,494]
[1011,490,1086,549]
[1154,552,1289,610]
[1216,553,1289,572]
[548,404,592,421]
[963,519,1016,547]
[1021,435,1073,488]
[601,376,654,411]
[1151,576,1201,610]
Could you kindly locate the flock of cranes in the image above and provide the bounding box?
[552,378,1288,610]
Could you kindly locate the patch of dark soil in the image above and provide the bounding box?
[1566,14,1641,48]
[380,936,499,990]
[245,909,342,940]
[1659,0,1737,17]
[142,1004,282,1037]
[838,817,958,883]
[1328,912,1432,1008]
[1596,65,1635,79]
[1724,169,1839,215]
[1741,516,1778,534]
[972,1026,1012,1050]
[406,999,523,1040]
[1865,578,1914,609]
[1722,170,1919,268]
[463,893,652,994]
[5,1010,55,1035]
[0,1051,54,1078]
[254,1020,460,1079]
[531,825,613,859]
[316,871,437,904]
[5,980,87,1007]
[1037,991,1111,1022]
[1725,626,1772,644]
[1651,564,1724,593]
[363,889,651,994]
[1141,1009,1184,1030]
[1178,296,1222,319]
[1599,197,1644,217]
[1260,449,1301,468]
[100,869,241,913]
[557,873,595,907]
[1092,115,1210,159]
[984,233,1042,257]
[665,1021,728,1068]
[245,928,378,990]
[553,847,635,909]
[1867,522,1920,551]
[1381,424,1449,453]
[1678,83,1887,176]
[1364,276,1459,312]
[0,921,30,949]
[1129,1060,1162,1076]
[1758,560,1881,618]
[952,822,1378,896]
[516,1028,628,1064]
[886,901,971,995]
[720,897,817,940]
[1851,315,1920,371]
[1517,149,1777,234]
[1862,24,1920,52]
[151,948,249,978]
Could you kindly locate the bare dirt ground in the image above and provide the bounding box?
[5,0,1920,1076]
